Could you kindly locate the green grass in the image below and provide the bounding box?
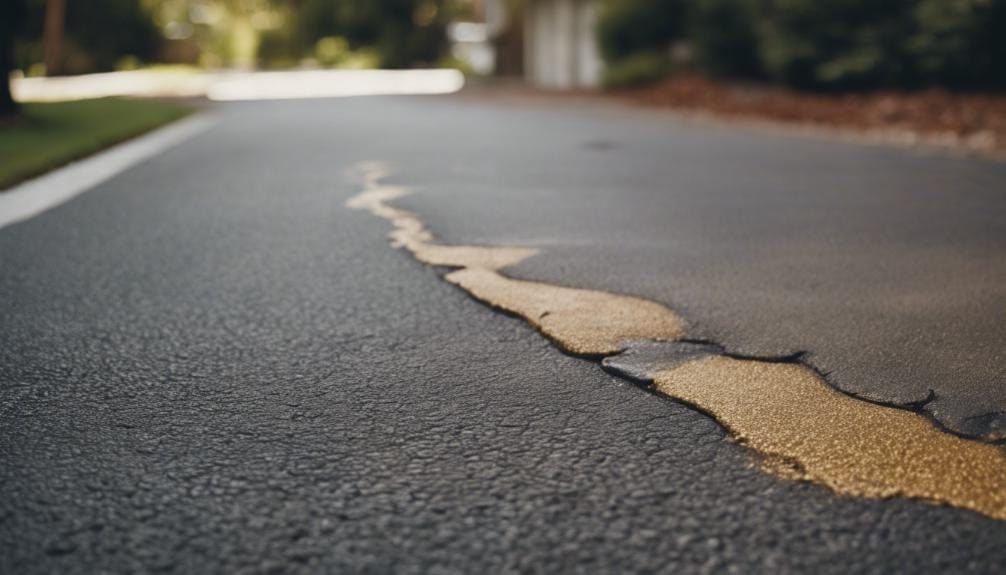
[0,98,193,190]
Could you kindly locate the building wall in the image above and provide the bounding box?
[525,0,602,89]
[574,0,602,87]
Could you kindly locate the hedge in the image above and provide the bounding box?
[597,0,1006,91]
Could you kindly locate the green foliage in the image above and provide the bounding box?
[0,98,191,188]
[757,0,919,90]
[1,0,26,115]
[263,0,452,69]
[907,0,1006,89]
[757,0,1006,90]
[597,0,685,63]
[314,36,350,66]
[66,0,159,72]
[602,51,670,88]
[689,0,761,78]
[16,0,159,74]
[256,25,302,69]
[598,0,1006,91]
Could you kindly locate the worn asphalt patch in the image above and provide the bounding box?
[391,97,1006,442]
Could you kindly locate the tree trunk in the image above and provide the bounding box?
[0,67,15,118]
[43,0,65,76]
[0,1,21,116]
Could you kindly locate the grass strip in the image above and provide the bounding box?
[0,98,193,190]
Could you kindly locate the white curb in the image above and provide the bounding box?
[0,114,216,230]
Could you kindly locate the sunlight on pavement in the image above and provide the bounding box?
[13,69,466,103]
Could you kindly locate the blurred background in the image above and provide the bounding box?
[1,1,483,80]
[1,1,1005,187]
[2,0,1003,91]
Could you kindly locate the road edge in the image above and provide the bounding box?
[0,113,217,231]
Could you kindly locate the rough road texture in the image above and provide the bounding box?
[351,163,1006,521]
[2,98,1005,573]
[394,96,1006,441]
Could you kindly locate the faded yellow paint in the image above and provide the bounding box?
[653,357,1006,520]
[347,163,685,354]
[347,161,1006,522]
[412,244,538,272]
[346,162,537,272]
[446,268,685,355]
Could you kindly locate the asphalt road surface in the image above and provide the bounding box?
[2,95,1005,573]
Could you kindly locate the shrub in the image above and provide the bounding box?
[15,0,158,75]
[257,27,301,69]
[597,0,685,63]
[689,0,762,78]
[315,36,350,67]
[293,0,450,69]
[757,0,919,90]
[595,0,1006,92]
[602,51,671,88]
[907,0,1006,89]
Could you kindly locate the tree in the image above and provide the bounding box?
[14,0,158,76]
[690,0,763,78]
[597,0,685,64]
[1,0,26,116]
[273,0,452,68]
[43,0,64,75]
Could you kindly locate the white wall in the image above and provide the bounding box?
[525,0,602,89]
[575,0,603,88]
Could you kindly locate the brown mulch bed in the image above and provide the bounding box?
[625,75,1006,156]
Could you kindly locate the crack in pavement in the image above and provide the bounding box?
[345,161,1006,522]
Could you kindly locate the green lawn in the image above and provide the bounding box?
[0,98,193,190]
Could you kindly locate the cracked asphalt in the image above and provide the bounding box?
[393,97,1006,441]
[2,96,1005,573]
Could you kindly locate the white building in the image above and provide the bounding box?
[524,0,603,89]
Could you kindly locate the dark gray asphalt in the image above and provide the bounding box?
[2,96,1004,573]
[395,97,1006,440]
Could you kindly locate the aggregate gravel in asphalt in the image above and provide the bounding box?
[2,97,1005,573]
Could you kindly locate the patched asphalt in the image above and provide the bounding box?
[392,96,1006,440]
[1,97,1005,573]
